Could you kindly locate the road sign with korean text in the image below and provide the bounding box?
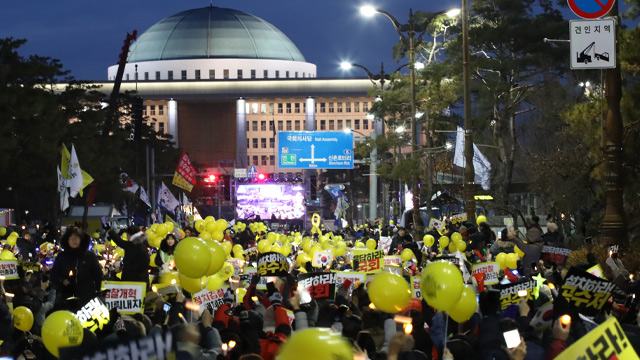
[570,19,616,69]
[277,131,354,169]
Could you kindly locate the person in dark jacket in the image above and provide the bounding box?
[389,227,409,255]
[489,229,516,257]
[508,228,544,278]
[541,222,564,247]
[155,233,178,274]
[16,231,38,262]
[107,226,150,285]
[50,227,103,307]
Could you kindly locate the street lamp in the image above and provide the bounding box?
[347,128,378,223]
[340,61,407,91]
[360,5,459,235]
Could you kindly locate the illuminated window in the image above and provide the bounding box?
[354,102,360,112]
[346,102,351,112]
[329,102,334,113]
[337,102,343,113]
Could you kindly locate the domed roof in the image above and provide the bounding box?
[128,6,306,63]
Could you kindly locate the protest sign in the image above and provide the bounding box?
[73,297,110,333]
[451,213,467,224]
[471,262,500,286]
[384,256,402,267]
[102,281,146,314]
[497,280,536,310]
[541,246,571,265]
[411,276,422,298]
[332,271,366,293]
[0,261,18,279]
[560,267,617,317]
[353,249,384,273]
[312,251,334,268]
[257,252,289,277]
[19,261,39,273]
[227,258,243,277]
[587,264,606,279]
[60,329,175,360]
[298,272,336,300]
[503,218,514,232]
[429,218,445,232]
[558,317,639,359]
[384,265,402,276]
[193,288,226,315]
[379,236,392,254]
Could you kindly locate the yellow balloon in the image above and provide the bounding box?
[195,219,206,233]
[449,241,457,253]
[164,222,174,233]
[449,286,477,323]
[302,240,312,253]
[219,261,235,280]
[451,232,463,242]
[206,274,224,291]
[355,241,365,248]
[335,244,347,257]
[92,232,100,239]
[199,231,212,240]
[7,236,16,246]
[0,250,16,261]
[366,239,377,250]
[0,227,5,236]
[13,306,34,332]
[148,235,161,249]
[514,245,524,258]
[160,271,179,287]
[281,244,292,257]
[221,241,232,255]
[204,239,226,276]
[232,244,243,254]
[420,261,464,312]
[156,224,168,236]
[267,232,277,244]
[423,234,435,247]
[112,247,125,259]
[149,253,158,267]
[257,239,271,253]
[9,232,18,238]
[439,236,450,248]
[174,237,211,278]
[271,244,282,254]
[205,221,217,235]
[506,253,518,269]
[476,215,487,225]
[297,253,311,266]
[211,231,224,241]
[178,272,206,294]
[368,273,412,313]
[401,249,414,262]
[277,328,353,360]
[496,253,507,270]
[42,311,84,358]
[456,240,467,252]
[205,216,215,223]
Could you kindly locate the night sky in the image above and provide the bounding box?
[1,0,468,81]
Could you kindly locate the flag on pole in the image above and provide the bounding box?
[61,144,71,177]
[158,182,180,214]
[79,170,94,197]
[172,151,197,192]
[119,172,139,193]
[453,127,492,191]
[57,166,69,211]
[140,186,151,208]
[67,144,84,198]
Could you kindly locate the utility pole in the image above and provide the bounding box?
[462,0,476,225]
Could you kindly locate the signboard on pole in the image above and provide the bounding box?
[570,19,616,70]
[234,168,247,178]
[278,131,354,169]
[247,165,258,179]
[568,0,615,19]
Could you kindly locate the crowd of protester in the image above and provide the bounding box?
[0,214,636,360]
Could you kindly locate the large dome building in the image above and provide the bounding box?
[97,6,380,216]
[107,6,316,81]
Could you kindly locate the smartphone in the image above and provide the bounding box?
[266,281,276,295]
[503,329,521,349]
[163,303,171,313]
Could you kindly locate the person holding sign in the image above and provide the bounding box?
[50,227,103,307]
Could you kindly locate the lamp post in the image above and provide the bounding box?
[360,5,460,236]
[348,128,378,224]
[462,0,476,225]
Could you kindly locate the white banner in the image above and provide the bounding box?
[193,288,226,315]
[102,281,146,314]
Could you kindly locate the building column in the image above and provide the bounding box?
[236,98,248,168]
[305,97,316,131]
[167,99,178,147]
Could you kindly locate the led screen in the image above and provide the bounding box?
[236,184,305,220]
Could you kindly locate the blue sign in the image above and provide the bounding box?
[278,131,354,169]
[568,0,615,19]
[247,164,257,178]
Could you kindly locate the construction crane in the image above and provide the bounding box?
[102,30,137,137]
[577,42,610,64]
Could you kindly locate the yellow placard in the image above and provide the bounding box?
[558,317,639,359]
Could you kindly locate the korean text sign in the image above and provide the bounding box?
[558,317,638,359]
[497,280,536,310]
[102,281,146,314]
[73,297,110,333]
[298,273,336,300]
[471,262,500,285]
[257,252,289,277]
[353,249,384,273]
[0,260,18,279]
[193,288,226,315]
[541,246,571,265]
[560,267,617,317]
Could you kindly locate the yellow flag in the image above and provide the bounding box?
[61,144,71,179]
[79,169,94,197]
[558,317,639,359]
